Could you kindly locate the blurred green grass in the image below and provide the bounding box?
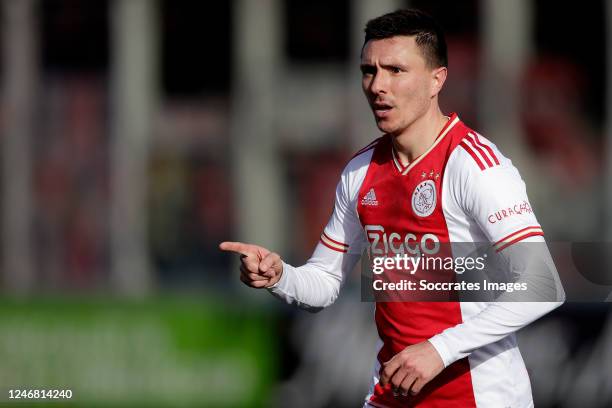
[0,295,278,407]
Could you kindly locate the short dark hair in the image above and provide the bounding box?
[364,9,448,68]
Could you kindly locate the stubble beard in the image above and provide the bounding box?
[376,112,408,137]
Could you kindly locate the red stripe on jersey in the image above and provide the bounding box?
[494,225,543,246]
[319,238,348,253]
[459,141,485,170]
[322,232,348,248]
[474,133,500,165]
[496,231,544,252]
[465,134,493,168]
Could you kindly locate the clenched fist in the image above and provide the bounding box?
[219,241,283,288]
[379,341,444,397]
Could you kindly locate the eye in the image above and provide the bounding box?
[361,65,375,76]
[390,66,402,74]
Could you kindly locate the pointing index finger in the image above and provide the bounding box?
[219,241,254,257]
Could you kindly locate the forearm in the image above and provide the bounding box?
[267,262,341,311]
[267,243,360,311]
[429,239,565,367]
[428,300,562,367]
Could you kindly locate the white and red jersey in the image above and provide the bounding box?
[269,113,563,408]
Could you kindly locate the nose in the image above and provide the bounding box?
[369,71,388,96]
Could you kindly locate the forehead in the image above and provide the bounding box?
[361,35,426,65]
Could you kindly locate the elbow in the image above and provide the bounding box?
[543,296,565,316]
[299,298,334,313]
[550,299,564,313]
[300,284,340,313]
[304,305,325,313]
[556,294,566,308]
[542,284,564,313]
[554,283,566,306]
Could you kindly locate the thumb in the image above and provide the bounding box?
[259,252,281,277]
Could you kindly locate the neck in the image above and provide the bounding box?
[391,107,449,165]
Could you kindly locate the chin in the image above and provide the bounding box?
[376,121,397,134]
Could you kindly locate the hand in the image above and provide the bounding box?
[379,341,444,397]
[219,241,283,288]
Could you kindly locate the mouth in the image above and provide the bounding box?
[373,102,393,118]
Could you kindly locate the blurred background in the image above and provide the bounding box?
[0,0,610,406]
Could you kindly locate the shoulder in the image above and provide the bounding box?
[450,131,510,172]
[445,130,529,207]
[447,130,519,182]
[337,136,381,201]
[347,136,382,167]
[342,136,381,179]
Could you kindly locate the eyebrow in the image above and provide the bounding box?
[380,62,407,70]
[360,62,407,72]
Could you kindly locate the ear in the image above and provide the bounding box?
[430,66,447,97]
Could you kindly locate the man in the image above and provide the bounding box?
[220,9,563,407]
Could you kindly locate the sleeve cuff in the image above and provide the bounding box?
[266,261,293,293]
[427,335,456,368]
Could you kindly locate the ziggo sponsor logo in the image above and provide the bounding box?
[365,225,440,256]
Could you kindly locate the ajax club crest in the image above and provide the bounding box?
[412,180,436,217]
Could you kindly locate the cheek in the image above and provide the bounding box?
[394,82,418,106]
[397,77,429,104]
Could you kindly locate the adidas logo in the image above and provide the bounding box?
[361,188,378,206]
